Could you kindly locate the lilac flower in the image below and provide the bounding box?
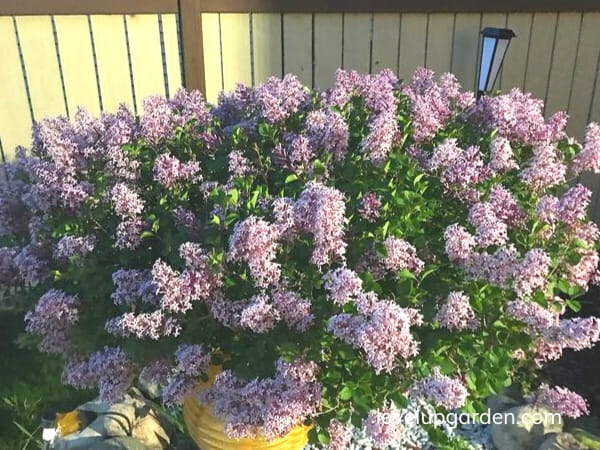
[360,111,399,166]
[557,184,591,226]
[14,244,49,286]
[198,358,321,440]
[294,182,347,267]
[105,310,181,339]
[436,292,480,331]
[566,250,599,288]
[175,344,211,377]
[381,236,424,275]
[442,145,490,202]
[254,74,309,124]
[170,88,212,127]
[141,95,174,144]
[572,122,600,175]
[402,67,474,143]
[327,419,352,450]
[323,268,363,306]
[489,136,518,172]
[325,69,362,108]
[520,144,567,192]
[488,185,525,228]
[240,294,280,333]
[507,300,559,331]
[358,192,382,223]
[228,150,252,177]
[173,206,202,236]
[408,367,468,409]
[111,269,157,305]
[444,224,477,263]
[153,153,201,188]
[272,197,296,239]
[62,347,134,403]
[537,195,560,224]
[363,405,404,448]
[228,216,280,287]
[428,138,463,171]
[162,372,197,407]
[513,249,551,298]
[0,247,19,285]
[139,359,173,387]
[25,290,79,354]
[474,89,566,146]
[271,288,313,331]
[305,108,349,161]
[115,217,146,250]
[54,235,96,260]
[468,202,508,247]
[530,384,589,418]
[111,183,144,218]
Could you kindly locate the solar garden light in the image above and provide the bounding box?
[41,407,57,448]
[477,27,516,99]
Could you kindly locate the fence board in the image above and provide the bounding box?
[89,15,134,111]
[425,14,454,75]
[221,13,252,91]
[314,13,343,88]
[127,14,166,112]
[252,13,283,84]
[283,14,312,86]
[54,15,101,116]
[15,16,67,119]
[343,13,372,73]
[524,13,557,103]
[371,14,400,73]
[545,13,581,116]
[0,17,32,157]
[451,13,481,90]
[398,14,427,83]
[162,13,183,95]
[500,13,531,91]
[201,13,222,102]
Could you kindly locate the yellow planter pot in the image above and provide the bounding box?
[183,365,311,450]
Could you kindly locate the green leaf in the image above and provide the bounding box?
[339,386,353,401]
[566,299,582,313]
[317,432,330,445]
[210,215,221,225]
[398,268,416,280]
[312,159,326,176]
[285,174,298,184]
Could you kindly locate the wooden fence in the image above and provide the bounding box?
[1,1,600,217]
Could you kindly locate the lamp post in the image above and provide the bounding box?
[477,27,516,99]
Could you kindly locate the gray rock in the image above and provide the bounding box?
[53,426,104,450]
[537,433,586,450]
[89,437,150,450]
[87,403,136,437]
[491,406,563,450]
[486,393,523,415]
[132,410,171,450]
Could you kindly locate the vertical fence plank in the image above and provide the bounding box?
[162,14,183,94]
[371,14,400,74]
[220,13,251,91]
[343,13,372,73]
[524,13,557,102]
[90,15,134,111]
[0,17,32,157]
[314,13,343,89]
[500,13,532,91]
[398,14,427,83]
[54,15,101,116]
[126,14,166,111]
[545,13,581,116]
[451,13,481,91]
[283,14,312,87]
[425,14,454,76]
[252,13,282,85]
[567,15,600,137]
[201,13,223,103]
[15,16,67,119]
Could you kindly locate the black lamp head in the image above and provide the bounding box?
[477,27,516,98]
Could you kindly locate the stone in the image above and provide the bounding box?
[53,426,104,450]
[87,403,137,437]
[490,405,563,450]
[132,411,171,449]
[537,433,586,450]
[486,387,524,415]
[89,436,150,450]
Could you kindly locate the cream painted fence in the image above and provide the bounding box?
[0,14,182,159]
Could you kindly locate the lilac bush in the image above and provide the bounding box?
[2,66,600,447]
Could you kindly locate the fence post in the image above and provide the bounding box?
[178,0,206,95]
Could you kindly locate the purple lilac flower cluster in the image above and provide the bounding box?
[408,367,469,409]
[530,384,589,419]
